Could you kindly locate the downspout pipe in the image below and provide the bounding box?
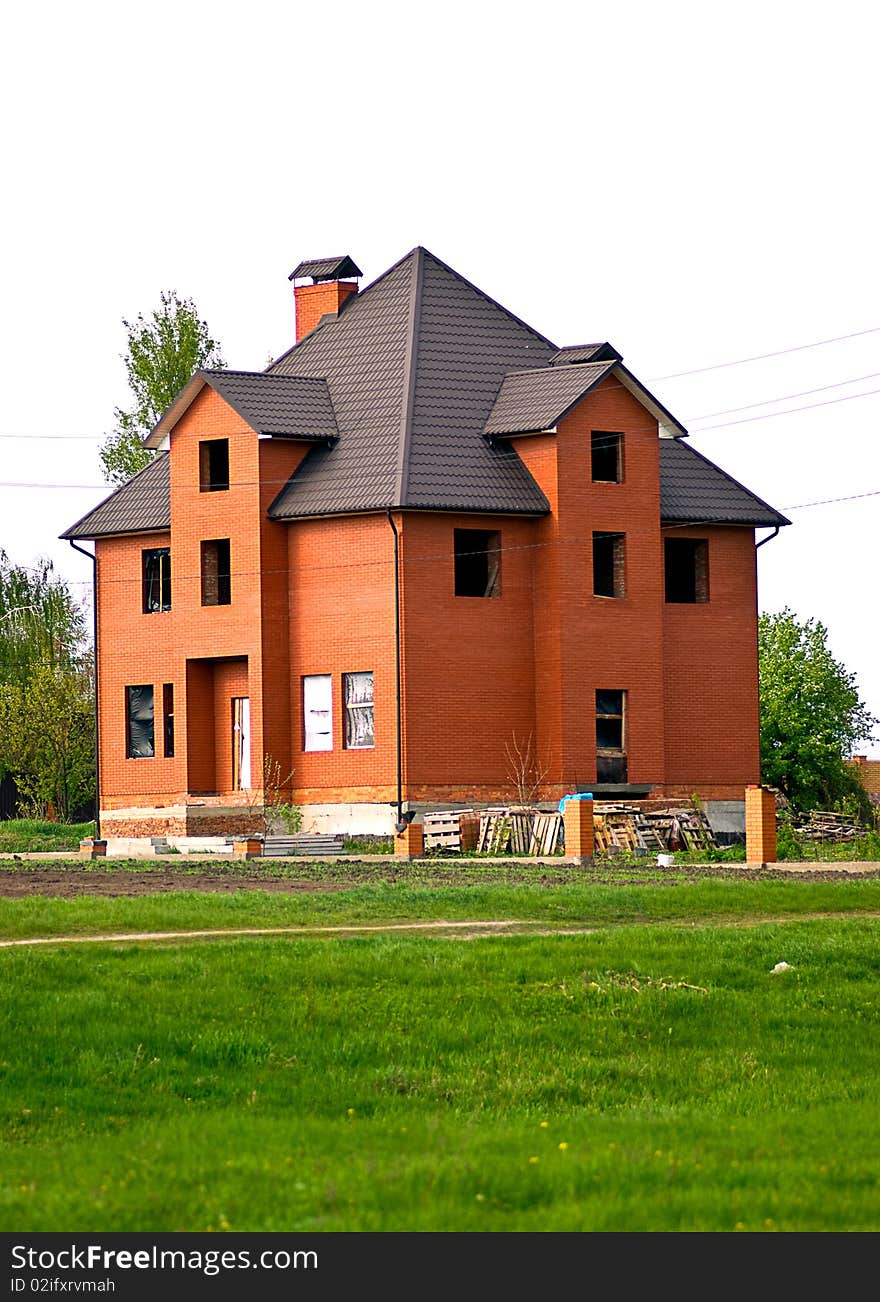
[68,540,100,839]
[386,510,409,833]
[755,526,780,549]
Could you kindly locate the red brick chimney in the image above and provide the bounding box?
[289,255,362,342]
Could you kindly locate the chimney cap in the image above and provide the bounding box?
[289,255,362,284]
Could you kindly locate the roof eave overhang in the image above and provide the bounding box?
[614,364,688,438]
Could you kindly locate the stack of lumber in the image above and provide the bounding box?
[790,810,863,843]
[476,807,563,855]
[592,802,718,855]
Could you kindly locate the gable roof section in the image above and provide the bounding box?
[268,247,556,518]
[146,370,338,446]
[61,452,170,540]
[483,361,616,436]
[659,439,790,526]
[199,371,338,440]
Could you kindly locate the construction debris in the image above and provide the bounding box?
[423,800,718,857]
[789,810,865,843]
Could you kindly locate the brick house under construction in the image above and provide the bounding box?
[62,247,790,840]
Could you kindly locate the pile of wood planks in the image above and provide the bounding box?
[592,802,718,855]
[790,810,864,843]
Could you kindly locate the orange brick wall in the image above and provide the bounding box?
[662,524,761,795]
[399,511,538,802]
[286,512,398,804]
[515,374,666,793]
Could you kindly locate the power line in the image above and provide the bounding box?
[650,324,880,381]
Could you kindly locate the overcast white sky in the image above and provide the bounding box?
[1,0,878,756]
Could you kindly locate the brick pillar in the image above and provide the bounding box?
[563,798,594,865]
[79,838,107,859]
[745,785,777,865]
[395,822,424,860]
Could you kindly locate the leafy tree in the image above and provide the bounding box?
[0,551,85,683]
[0,552,93,819]
[99,290,224,485]
[758,607,877,814]
[0,662,94,821]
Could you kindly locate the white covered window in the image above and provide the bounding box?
[343,672,374,749]
[303,674,333,751]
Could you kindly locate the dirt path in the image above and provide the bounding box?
[0,919,560,948]
[2,910,877,951]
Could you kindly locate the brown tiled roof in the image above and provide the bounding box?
[61,246,789,537]
[60,453,170,540]
[483,362,615,436]
[659,439,790,526]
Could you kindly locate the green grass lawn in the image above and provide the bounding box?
[0,879,878,1232]
[0,819,95,853]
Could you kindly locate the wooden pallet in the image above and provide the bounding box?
[423,810,481,852]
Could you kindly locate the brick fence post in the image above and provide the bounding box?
[563,797,594,866]
[394,821,424,861]
[745,785,777,866]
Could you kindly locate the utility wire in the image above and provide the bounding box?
[650,324,880,380]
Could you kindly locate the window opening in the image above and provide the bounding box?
[126,685,154,759]
[343,672,374,749]
[454,529,501,597]
[596,689,627,783]
[199,439,230,492]
[142,548,171,613]
[664,538,709,603]
[593,532,625,598]
[591,431,623,483]
[201,539,231,606]
[162,683,175,758]
[303,675,333,751]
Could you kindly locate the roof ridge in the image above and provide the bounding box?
[209,368,331,384]
[417,247,558,350]
[395,247,424,505]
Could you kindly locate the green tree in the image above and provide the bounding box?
[0,552,93,819]
[0,551,85,683]
[758,607,877,814]
[0,662,95,821]
[99,290,224,485]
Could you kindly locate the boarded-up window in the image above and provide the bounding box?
[596,689,627,783]
[126,685,154,759]
[593,532,625,598]
[201,539,231,606]
[163,683,175,758]
[591,431,623,483]
[199,439,230,492]
[665,538,709,603]
[303,674,333,751]
[343,672,374,749]
[454,529,501,597]
[142,548,171,613]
